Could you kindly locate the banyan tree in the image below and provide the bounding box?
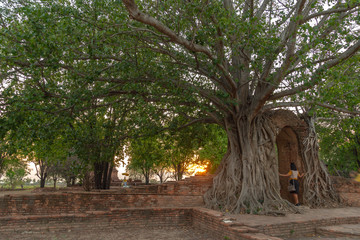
[120,0,358,213]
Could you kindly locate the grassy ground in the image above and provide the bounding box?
[0,182,67,190]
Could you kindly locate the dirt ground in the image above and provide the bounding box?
[3,229,354,240]
[286,237,353,240]
[2,227,356,240]
[0,226,218,240]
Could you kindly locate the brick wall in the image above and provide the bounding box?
[0,175,214,217]
[0,192,204,216]
[117,175,214,195]
[0,208,192,234]
[192,208,282,240]
[317,225,360,238]
[332,176,360,207]
[258,216,360,238]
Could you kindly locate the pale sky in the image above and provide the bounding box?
[25,158,129,181]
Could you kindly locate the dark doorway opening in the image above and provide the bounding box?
[277,127,304,204]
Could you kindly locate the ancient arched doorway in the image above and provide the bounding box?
[276,126,304,204]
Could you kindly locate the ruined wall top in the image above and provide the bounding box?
[267,109,307,130]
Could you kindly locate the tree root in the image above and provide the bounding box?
[301,115,341,207]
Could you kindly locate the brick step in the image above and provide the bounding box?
[239,233,283,240]
[230,225,258,233]
[0,193,204,216]
[317,224,360,238]
[247,214,360,238]
[0,214,98,233]
[339,193,360,207]
[0,208,193,234]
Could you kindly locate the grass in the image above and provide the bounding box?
[0,182,67,190]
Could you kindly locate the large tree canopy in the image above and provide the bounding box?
[0,0,359,213]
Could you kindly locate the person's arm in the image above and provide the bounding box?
[299,172,304,178]
[279,171,290,177]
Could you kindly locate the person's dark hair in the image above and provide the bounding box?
[290,162,297,171]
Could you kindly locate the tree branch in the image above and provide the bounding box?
[269,39,360,100]
[300,4,360,24]
[250,0,307,117]
[314,102,360,116]
[121,0,237,95]
[264,101,360,115]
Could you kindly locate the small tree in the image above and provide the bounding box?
[127,136,161,184]
[163,124,212,180]
[153,165,171,183]
[34,158,49,188]
[4,161,28,189]
[197,125,228,173]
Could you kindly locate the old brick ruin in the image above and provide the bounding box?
[269,109,309,204]
[269,110,360,206]
[332,176,360,206]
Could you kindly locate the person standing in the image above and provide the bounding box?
[123,177,128,187]
[279,162,304,206]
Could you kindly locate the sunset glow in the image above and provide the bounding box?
[188,161,210,176]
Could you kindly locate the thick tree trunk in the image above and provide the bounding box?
[158,173,163,183]
[354,134,360,168]
[204,113,295,213]
[66,176,76,187]
[173,163,184,181]
[40,176,46,188]
[105,165,113,189]
[83,171,91,191]
[71,177,76,186]
[94,161,113,189]
[94,162,103,189]
[301,115,340,207]
[154,167,164,183]
[66,177,71,187]
[144,170,150,185]
[102,162,109,189]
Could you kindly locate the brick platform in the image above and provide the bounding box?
[317,224,360,238]
[0,175,360,240]
[332,176,360,207]
[224,207,360,239]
